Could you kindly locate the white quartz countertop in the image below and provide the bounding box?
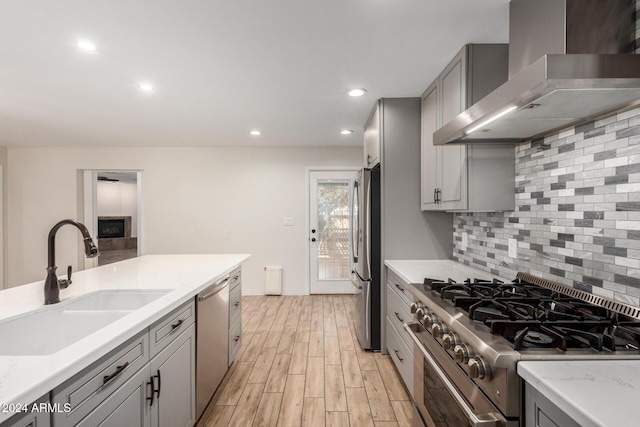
[384,259,509,284]
[518,360,640,427]
[0,254,250,423]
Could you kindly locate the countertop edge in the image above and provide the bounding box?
[517,361,640,427]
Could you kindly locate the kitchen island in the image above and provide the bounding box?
[519,360,640,427]
[0,254,250,424]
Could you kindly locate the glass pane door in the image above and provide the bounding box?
[309,170,357,294]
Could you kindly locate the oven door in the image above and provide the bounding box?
[404,323,509,427]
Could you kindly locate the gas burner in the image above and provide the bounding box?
[440,285,471,300]
[518,329,554,349]
[473,305,506,322]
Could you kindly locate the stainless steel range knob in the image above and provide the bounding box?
[424,313,438,326]
[442,332,460,350]
[415,307,424,319]
[468,356,489,380]
[453,343,474,364]
[431,322,449,338]
[421,311,434,327]
[410,302,421,314]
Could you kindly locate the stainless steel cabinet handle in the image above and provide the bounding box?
[198,276,229,301]
[434,188,437,203]
[234,301,241,307]
[394,312,404,322]
[234,335,241,342]
[393,349,403,362]
[395,283,405,293]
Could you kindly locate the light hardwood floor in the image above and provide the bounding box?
[197,295,413,427]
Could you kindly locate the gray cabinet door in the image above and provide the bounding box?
[1,395,51,427]
[76,367,150,427]
[438,47,467,210]
[150,324,196,427]
[525,382,580,427]
[364,102,381,167]
[420,82,439,210]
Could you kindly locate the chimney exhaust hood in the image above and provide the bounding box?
[434,0,640,145]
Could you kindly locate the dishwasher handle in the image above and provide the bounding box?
[198,275,229,301]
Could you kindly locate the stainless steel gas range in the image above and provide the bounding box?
[403,272,640,427]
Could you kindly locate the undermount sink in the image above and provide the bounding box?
[0,289,170,356]
[63,289,170,311]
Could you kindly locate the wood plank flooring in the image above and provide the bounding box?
[197,295,413,427]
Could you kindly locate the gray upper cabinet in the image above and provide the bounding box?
[364,103,381,167]
[420,82,439,210]
[421,44,515,212]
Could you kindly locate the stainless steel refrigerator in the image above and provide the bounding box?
[350,166,381,351]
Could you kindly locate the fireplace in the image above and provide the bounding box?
[98,218,125,238]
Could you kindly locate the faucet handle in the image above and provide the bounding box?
[59,265,73,289]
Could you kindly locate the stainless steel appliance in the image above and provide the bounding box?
[434,0,640,145]
[195,275,230,420]
[350,166,381,350]
[403,273,640,427]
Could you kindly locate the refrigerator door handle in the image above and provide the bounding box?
[365,174,372,277]
[352,269,371,343]
[352,269,369,284]
[350,270,363,290]
[351,179,359,264]
[364,280,371,343]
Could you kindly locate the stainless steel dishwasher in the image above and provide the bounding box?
[195,274,229,420]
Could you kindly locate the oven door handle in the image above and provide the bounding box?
[403,323,501,427]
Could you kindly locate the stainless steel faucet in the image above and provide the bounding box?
[44,219,100,305]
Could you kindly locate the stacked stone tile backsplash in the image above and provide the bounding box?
[453,0,640,306]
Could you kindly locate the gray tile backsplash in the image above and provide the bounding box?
[454,106,640,307]
[453,0,640,306]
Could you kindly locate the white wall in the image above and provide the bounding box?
[97,180,138,237]
[6,146,361,295]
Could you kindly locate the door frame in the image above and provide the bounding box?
[80,169,144,270]
[305,166,359,295]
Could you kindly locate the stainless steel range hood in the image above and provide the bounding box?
[434,0,639,145]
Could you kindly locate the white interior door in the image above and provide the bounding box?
[309,170,356,294]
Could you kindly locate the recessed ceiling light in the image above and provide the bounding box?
[76,40,97,52]
[249,130,262,136]
[347,88,367,97]
[137,82,154,92]
[340,129,353,135]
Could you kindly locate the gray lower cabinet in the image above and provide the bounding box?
[49,300,196,427]
[1,395,51,427]
[385,269,413,397]
[76,368,150,427]
[524,382,580,427]
[149,324,196,427]
[228,267,242,365]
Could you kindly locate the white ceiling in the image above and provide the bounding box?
[0,0,509,148]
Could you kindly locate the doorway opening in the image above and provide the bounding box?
[81,170,143,268]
